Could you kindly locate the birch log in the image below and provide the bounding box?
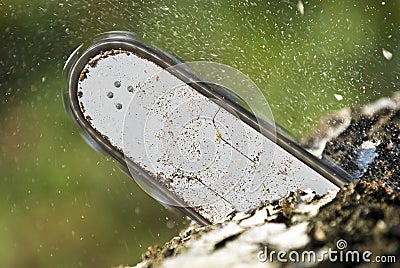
[128,93,400,268]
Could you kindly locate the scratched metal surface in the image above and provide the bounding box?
[77,50,338,223]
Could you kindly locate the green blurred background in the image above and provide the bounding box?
[0,0,399,267]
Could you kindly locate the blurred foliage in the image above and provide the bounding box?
[0,0,399,267]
